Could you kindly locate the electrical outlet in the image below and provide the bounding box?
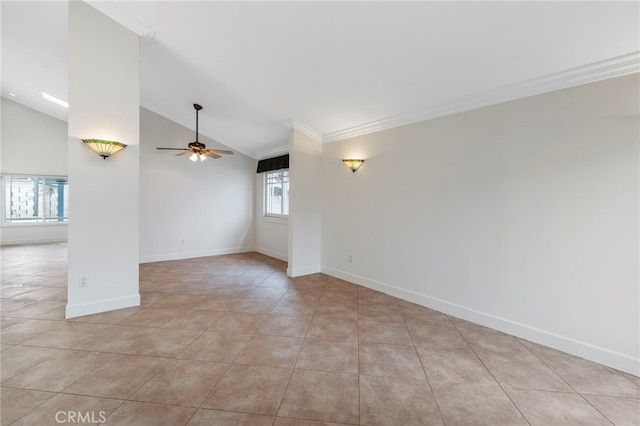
[79,276,87,288]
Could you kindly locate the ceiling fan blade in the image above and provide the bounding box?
[204,152,221,159]
[157,148,188,150]
[175,151,190,156]
[210,149,234,155]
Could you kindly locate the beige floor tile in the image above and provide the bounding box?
[584,394,640,426]
[0,387,55,426]
[407,322,469,348]
[271,299,318,316]
[102,401,195,426]
[359,320,413,346]
[247,286,289,299]
[456,324,530,354]
[235,334,304,368]
[307,315,358,338]
[416,345,496,387]
[20,322,109,349]
[208,312,268,334]
[70,324,150,353]
[256,314,313,337]
[479,350,573,391]
[121,328,201,357]
[131,359,228,407]
[151,294,204,309]
[10,393,123,426]
[278,370,359,424]
[187,409,274,426]
[1,345,63,382]
[231,297,280,314]
[360,374,443,425]
[358,303,404,323]
[194,296,241,311]
[201,364,291,415]
[63,354,169,399]
[359,342,425,379]
[295,336,358,373]
[161,310,225,330]
[318,290,358,305]
[116,307,184,327]
[273,419,351,426]
[357,288,397,306]
[433,382,528,425]
[4,244,635,426]
[314,303,359,320]
[2,350,113,392]
[0,318,64,344]
[506,388,611,425]
[179,331,251,362]
[541,355,640,398]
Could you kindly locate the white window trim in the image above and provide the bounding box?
[1,174,69,226]
[263,169,289,219]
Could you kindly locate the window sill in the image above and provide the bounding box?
[2,222,69,228]
[262,216,288,225]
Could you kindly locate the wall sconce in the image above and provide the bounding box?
[342,159,364,173]
[82,139,127,159]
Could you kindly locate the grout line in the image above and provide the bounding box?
[400,303,447,426]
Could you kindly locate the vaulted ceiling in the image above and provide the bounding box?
[2,1,638,158]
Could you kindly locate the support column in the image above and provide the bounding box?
[66,2,140,318]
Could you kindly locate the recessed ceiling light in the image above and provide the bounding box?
[8,93,16,97]
[41,92,68,108]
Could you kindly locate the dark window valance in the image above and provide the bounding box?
[256,154,289,173]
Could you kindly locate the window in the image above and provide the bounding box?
[3,176,69,223]
[264,170,289,217]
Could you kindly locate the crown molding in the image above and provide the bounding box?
[256,145,289,160]
[322,52,640,143]
[283,118,322,143]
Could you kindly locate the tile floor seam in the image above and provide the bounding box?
[400,304,447,426]
[527,350,622,425]
[451,322,534,426]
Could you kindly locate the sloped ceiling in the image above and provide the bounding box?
[2,1,638,159]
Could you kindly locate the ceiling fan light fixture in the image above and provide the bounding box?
[189,153,199,162]
[199,154,207,161]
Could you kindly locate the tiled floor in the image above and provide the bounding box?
[1,243,639,425]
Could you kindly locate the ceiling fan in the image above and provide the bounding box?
[157,103,233,162]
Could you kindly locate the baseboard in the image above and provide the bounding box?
[1,237,67,246]
[139,246,255,264]
[65,294,140,319]
[287,265,321,278]
[255,246,288,262]
[322,265,640,376]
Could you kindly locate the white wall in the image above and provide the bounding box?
[66,1,140,318]
[321,74,639,375]
[255,172,289,261]
[139,108,256,263]
[288,129,322,276]
[1,98,68,244]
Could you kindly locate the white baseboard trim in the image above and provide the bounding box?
[322,265,640,376]
[1,237,67,246]
[255,246,288,262]
[66,294,140,319]
[287,265,321,278]
[139,246,255,264]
